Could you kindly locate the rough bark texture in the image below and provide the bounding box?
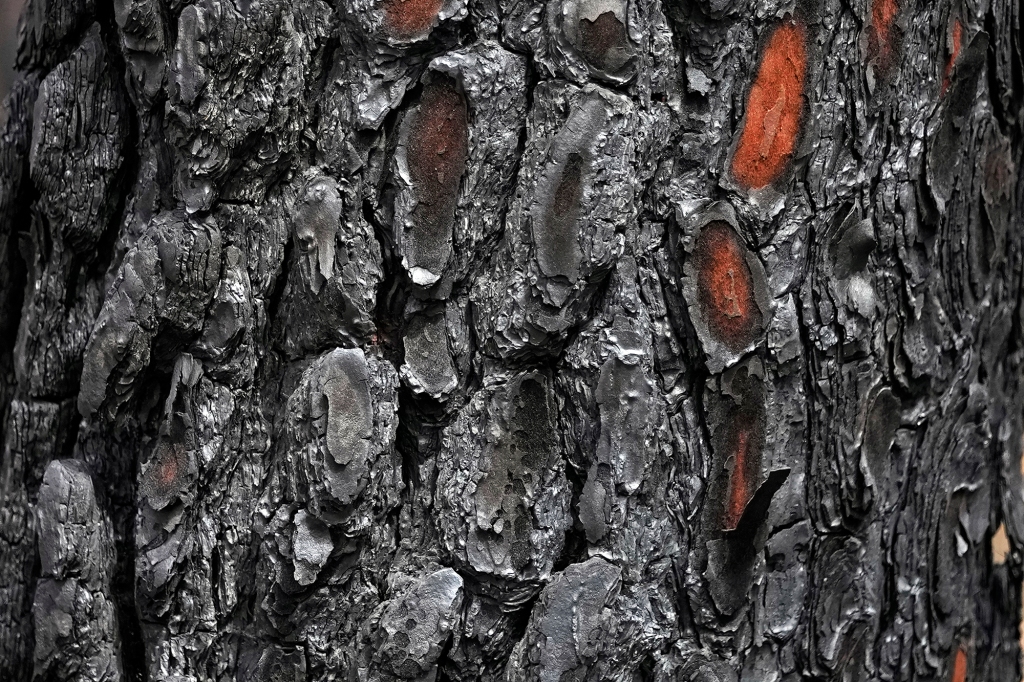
[0,0,1022,680]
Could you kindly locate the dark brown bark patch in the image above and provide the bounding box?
[578,11,630,73]
[384,0,442,39]
[694,221,763,352]
[539,151,585,281]
[406,77,468,283]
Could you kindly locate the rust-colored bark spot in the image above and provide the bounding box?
[724,429,752,530]
[407,77,468,234]
[731,22,807,190]
[867,0,899,66]
[578,11,630,72]
[941,20,963,95]
[384,0,442,39]
[141,441,188,509]
[694,221,762,350]
[158,455,179,487]
[950,646,967,682]
[714,397,764,532]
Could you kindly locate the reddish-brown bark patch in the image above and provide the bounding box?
[867,0,899,66]
[158,455,178,486]
[713,396,765,532]
[141,441,188,508]
[694,221,762,350]
[408,77,468,230]
[950,646,967,682]
[578,11,629,72]
[724,428,752,530]
[384,0,442,39]
[731,22,807,190]
[941,20,963,95]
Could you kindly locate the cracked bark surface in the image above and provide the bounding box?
[0,0,1023,680]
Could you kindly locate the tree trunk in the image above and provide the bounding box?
[0,0,1022,680]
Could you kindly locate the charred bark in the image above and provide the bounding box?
[0,0,1023,680]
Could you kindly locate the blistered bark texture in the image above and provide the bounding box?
[0,0,1022,679]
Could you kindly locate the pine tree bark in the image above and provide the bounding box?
[0,0,1022,680]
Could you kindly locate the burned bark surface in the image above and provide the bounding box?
[0,0,1023,680]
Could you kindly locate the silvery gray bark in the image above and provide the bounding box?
[0,0,1022,680]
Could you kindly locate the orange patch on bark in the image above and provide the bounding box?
[724,429,751,530]
[694,222,761,350]
[941,20,963,95]
[384,0,442,38]
[868,0,899,64]
[408,78,468,222]
[950,646,967,682]
[731,22,807,190]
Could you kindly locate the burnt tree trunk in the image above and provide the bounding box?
[0,0,1023,680]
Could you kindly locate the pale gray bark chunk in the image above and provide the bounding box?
[437,371,571,589]
[505,557,620,681]
[33,459,122,682]
[366,567,464,681]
